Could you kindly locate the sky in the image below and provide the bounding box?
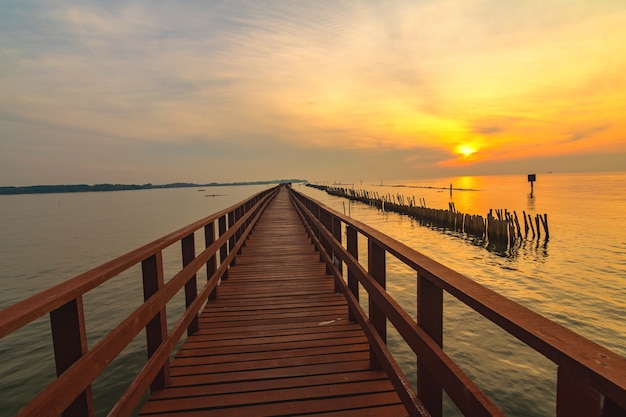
[1,0,625,186]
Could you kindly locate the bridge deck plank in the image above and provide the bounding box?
[139,188,408,416]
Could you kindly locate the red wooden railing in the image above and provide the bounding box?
[0,185,279,417]
[289,186,626,417]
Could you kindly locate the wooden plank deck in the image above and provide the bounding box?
[138,188,408,417]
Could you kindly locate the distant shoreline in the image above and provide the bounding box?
[0,179,307,196]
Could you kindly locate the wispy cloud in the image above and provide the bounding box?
[1,0,626,184]
[561,124,612,144]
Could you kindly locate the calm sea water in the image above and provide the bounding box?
[1,173,625,416]
[298,172,626,416]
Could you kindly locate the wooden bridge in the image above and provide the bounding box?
[1,184,625,416]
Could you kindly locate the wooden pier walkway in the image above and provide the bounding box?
[139,188,407,416]
[2,184,626,417]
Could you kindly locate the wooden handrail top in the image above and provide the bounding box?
[0,187,273,339]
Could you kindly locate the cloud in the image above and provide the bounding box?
[473,125,503,136]
[561,124,611,144]
[2,0,626,185]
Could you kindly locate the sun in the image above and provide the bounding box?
[455,144,477,159]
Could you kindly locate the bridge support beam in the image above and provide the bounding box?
[332,216,342,292]
[346,225,359,322]
[417,273,443,417]
[368,238,386,369]
[557,366,602,417]
[182,233,199,335]
[50,297,94,417]
[219,215,228,280]
[205,222,218,300]
[228,210,236,266]
[142,251,170,391]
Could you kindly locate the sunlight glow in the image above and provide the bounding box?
[456,144,477,159]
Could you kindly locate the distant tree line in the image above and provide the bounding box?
[0,179,307,195]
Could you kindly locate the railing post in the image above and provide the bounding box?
[236,205,244,254]
[317,209,326,261]
[314,204,321,244]
[228,210,236,266]
[332,217,342,266]
[309,202,318,246]
[219,214,229,280]
[603,398,626,417]
[368,238,386,369]
[346,225,359,322]
[305,201,317,247]
[321,210,334,274]
[205,222,218,300]
[244,201,251,230]
[332,216,342,291]
[142,251,170,391]
[417,273,443,417]
[182,233,199,335]
[556,366,603,417]
[50,297,94,417]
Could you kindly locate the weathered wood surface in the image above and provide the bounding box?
[139,188,408,416]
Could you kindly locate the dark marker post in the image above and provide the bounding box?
[528,174,536,197]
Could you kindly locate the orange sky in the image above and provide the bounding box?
[1,1,625,184]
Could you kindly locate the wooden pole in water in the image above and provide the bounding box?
[535,215,541,239]
[523,211,529,236]
[513,211,522,237]
[528,213,536,239]
[539,214,550,239]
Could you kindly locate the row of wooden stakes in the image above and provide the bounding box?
[307,184,550,246]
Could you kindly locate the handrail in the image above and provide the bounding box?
[288,186,626,417]
[0,185,280,417]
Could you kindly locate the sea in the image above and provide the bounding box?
[1,172,625,416]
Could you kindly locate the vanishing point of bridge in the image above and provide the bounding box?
[1,185,625,416]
